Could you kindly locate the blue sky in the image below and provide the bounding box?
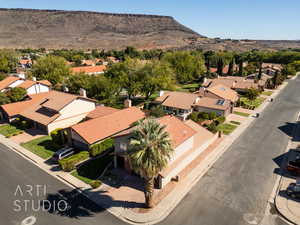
[0,0,299,40]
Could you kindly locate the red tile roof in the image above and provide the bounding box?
[72,107,145,145]
[87,106,120,119]
[0,76,20,90]
[71,65,107,74]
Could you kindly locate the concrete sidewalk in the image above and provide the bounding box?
[0,80,290,224]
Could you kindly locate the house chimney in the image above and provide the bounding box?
[79,88,87,98]
[18,73,26,80]
[159,90,165,97]
[124,99,132,108]
[63,86,69,92]
[32,77,37,81]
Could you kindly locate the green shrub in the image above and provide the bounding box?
[149,105,166,118]
[90,180,102,189]
[50,128,64,145]
[230,121,241,125]
[208,112,217,120]
[215,116,225,125]
[188,112,200,122]
[90,138,114,157]
[59,151,89,172]
[207,122,218,133]
[198,112,209,120]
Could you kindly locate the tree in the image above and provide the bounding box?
[0,92,11,105]
[7,87,27,102]
[245,88,260,100]
[31,55,71,85]
[129,119,173,208]
[149,105,166,118]
[0,50,18,73]
[163,51,205,83]
[227,58,235,76]
[139,60,175,99]
[210,52,233,76]
[204,51,214,76]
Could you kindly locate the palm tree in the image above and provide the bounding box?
[129,119,173,208]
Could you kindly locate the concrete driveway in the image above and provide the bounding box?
[9,128,45,144]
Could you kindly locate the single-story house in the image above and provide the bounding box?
[113,115,217,188]
[154,91,200,120]
[71,65,107,75]
[70,107,145,150]
[199,84,239,103]
[1,90,97,134]
[0,76,51,94]
[262,63,283,76]
[0,92,51,122]
[193,97,233,117]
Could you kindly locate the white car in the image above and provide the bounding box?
[51,147,75,162]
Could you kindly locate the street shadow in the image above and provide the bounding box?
[42,188,146,219]
[273,149,300,179]
[278,190,300,203]
[278,122,296,138]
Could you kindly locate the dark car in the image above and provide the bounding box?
[286,181,300,199]
[51,147,75,162]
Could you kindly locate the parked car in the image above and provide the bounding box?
[51,147,75,162]
[286,182,300,199]
[287,155,300,175]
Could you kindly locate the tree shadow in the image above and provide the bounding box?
[42,188,146,219]
[37,140,61,153]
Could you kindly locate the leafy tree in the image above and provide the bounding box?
[0,72,7,81]
[149,105,166,118]
[163,51,205,83]
[7,87,27,102]
[31,55,71,85]
[0,50,18,73]
[139,60,175,99]
[245,88,260,100]
[129,119,173,208]
[0,92,11,105]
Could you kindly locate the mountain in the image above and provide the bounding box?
[0,8,299,51]
[0,8,203,50]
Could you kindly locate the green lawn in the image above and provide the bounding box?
[71,153,113,185]
[176,83,199,93]
[0,124,23,138]
[262,91,273,96]
[217,123,238,135]
[230,121,241,125]
[240,97,266,109]
[21,136,62,159]
[233,111,250,117]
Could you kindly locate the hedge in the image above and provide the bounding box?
[90,138,114,157]
[50,128,65,145]
[59,151,89,172]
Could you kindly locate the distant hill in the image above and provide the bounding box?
[0,8,299,51]
[0,8,203,50]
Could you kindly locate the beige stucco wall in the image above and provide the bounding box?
[161,133,218,188]
[194,106,227,116]
[47,99,96,133]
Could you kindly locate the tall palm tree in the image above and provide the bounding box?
[129,119,173,208]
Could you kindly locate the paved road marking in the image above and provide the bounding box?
[21,216,36,225]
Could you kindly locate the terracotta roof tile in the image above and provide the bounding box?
[207,84,238,102]
[0,76,20,90]
[38,80,52,86]
[155,91,199,110]
[194,97,231,111]
[71,65,107,74]
[87,106,120,119]
[72,107,146,145]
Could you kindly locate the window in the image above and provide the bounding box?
[120,142,127,151]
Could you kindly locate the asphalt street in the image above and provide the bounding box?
[159,77,300,225]
[0,77,299,225]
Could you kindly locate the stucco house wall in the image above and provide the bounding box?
[193,105,228,117]
[160,133,218,188]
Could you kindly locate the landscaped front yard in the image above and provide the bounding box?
[217,123,238,135]
[21,136,62,159]
[233,111,250,117]
[262,91,273,96]
[71,153,113,186]
[0,124,23,138]
[239,97,266,109]
[176,83,199,92]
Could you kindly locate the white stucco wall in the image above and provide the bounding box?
[169,137,194,163]
[9,80,24,88]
